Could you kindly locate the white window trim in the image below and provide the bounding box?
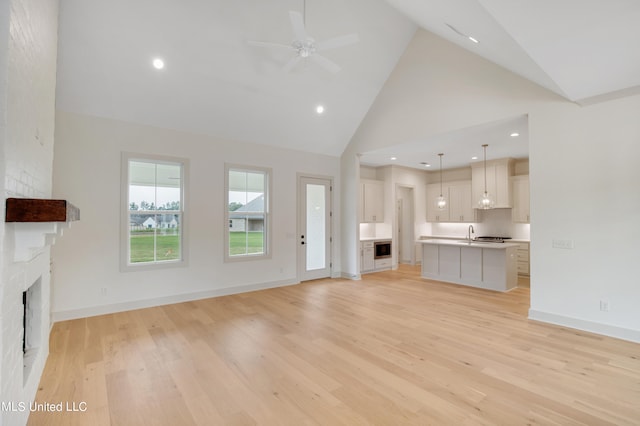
[120,152,189,272]
[224,163,272,262]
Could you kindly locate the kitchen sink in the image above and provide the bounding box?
[457,240,475,244]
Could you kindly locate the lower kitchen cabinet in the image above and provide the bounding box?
[360,240,392,273]
[374,258,392,269]
[516,242,530,276]
[361,241,375,272]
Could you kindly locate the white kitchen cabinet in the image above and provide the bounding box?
[516,241,530,276]
[374,258,392,269]
[512,175,530,223]
[361,180,384,223]
[426,181,474,223]
[361,241,375,272]
[426,183,449,222]
[448,181,475,222]
[460,246,482,282]
[471,158,514,208]
[419,239,518,292]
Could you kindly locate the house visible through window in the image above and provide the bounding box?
[123,154,186,268]
[226,165,270,260]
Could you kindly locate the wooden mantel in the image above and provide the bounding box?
[5,198,80,222]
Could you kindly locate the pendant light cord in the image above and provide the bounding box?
[482,144,488,194]
[303,0,306,26]
[439,153,444,196]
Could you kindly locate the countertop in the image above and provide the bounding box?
[360,237,392,242]
[419,235,530,243]
[417,239,520,249]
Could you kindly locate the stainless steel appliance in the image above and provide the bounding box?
[374,240,392,259]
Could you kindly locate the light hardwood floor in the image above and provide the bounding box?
[30,266,639,425]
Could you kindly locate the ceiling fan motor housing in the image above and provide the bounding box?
[293,39,316,58]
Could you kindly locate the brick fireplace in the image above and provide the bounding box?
[1,199,79,424]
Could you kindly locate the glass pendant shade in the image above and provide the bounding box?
[478,144,494,209]
[437,153,447,210]
[478,191,494,209]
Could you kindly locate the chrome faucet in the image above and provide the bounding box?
[468,225,475,242]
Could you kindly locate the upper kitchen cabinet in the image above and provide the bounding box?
[511,175,530,223]
[471,158,515,208]
[361,179,384,223]
[426,183,449,222]
[426,180,475,223]
[448,181,475,222]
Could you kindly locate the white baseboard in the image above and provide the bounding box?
[341,272,361,280]
[52,278,300,322]
[528,309,640,344]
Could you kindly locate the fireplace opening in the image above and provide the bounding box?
[23,278,42,384]
[22,291,27,354]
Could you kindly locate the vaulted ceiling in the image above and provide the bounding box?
[56,0,640,159]
[388,0,640,104]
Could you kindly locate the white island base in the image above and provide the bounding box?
[419,240,518,292]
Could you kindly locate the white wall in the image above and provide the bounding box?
[52,111,340,320]
[528,97,640,341]
[340,153,360,279]
[343,29,640,342]
[0,0,60,424]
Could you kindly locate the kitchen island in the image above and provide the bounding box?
[418,239,519,292]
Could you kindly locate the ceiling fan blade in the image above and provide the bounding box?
[310,54,341,73]
[247,40,294,51]
[289,11,308,41]
[316,33,359,51]
[282,56,302,73]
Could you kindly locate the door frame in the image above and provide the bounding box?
[297,173,334,282]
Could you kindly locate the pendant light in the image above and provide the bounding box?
[436,153,447,210]
[478,144,494,209]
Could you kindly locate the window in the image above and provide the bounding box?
[121,153,187,270]
[225,164,270,260]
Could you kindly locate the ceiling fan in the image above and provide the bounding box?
[247,1,359,73]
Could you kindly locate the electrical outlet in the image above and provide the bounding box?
[100,287,107,296]
[552,239,574,249]
[599,300,610,312]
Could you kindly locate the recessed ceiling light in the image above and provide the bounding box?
[468,36,479,44]
[510,132,520,137]
[152,58,165,70]
[471,156,478,160]
[420,162,431,167]
[316,105,325,115]
[390,157,397,161]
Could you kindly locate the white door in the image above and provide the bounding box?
[298,177,332,281]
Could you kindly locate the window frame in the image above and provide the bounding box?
[120,152,189,272]
[224,163,272,262]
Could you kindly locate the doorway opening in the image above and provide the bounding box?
[396,185,415,265]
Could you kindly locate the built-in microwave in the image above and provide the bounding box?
[374,240,392,259]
